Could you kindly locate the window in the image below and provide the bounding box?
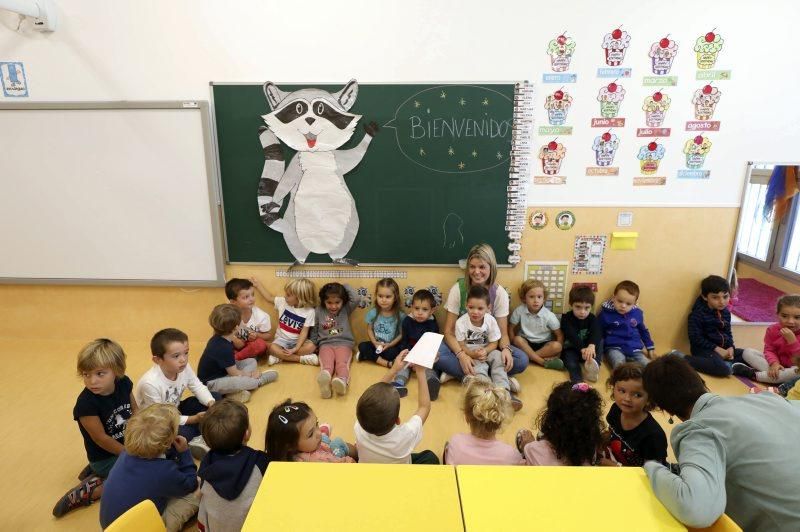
[737,164,800,280]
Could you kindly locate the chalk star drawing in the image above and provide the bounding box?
[419,148,426,156]
[414,100,421,108]
[458,161,465,170]
[448,146,455,156]
[440,90,447,99]
[496,151,503,160]
[482,98,489,105]
[459,97,467,106]
[471,150,478,158]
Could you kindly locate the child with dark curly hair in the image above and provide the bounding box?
[517,381,606,466]
[605,363,667,467]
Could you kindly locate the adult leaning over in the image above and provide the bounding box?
[433,243,529,408]
[642,354,800,531]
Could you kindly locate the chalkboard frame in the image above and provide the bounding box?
[210,81,519,268]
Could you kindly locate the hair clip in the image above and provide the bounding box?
[283,405,299,413]
[278,415,288,424]
[572,382,590,393]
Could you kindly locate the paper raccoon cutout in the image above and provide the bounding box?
[257,79,378,265]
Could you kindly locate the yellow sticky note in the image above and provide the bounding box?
[611,231,638,250]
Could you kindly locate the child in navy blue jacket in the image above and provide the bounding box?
[99,404,199,531]
[391,289,442,400]
[598,280,654,369]
[687,275,752,377]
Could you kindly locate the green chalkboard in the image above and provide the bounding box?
[212,82,515,265]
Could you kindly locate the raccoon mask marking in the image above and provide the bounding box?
[262,85,360,152]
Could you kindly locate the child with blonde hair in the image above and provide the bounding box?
[444,379,523,465]
[252,277,320,365]
[357,278,405,367]
[99,404,199,531]
[52,339,138,518]
[510,279,564,369]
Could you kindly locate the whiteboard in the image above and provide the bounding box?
[0,102,225,285]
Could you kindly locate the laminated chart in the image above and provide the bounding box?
[524,261,569,314]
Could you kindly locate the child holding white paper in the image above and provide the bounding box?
[453,285,518,410]
[392,289,442,400]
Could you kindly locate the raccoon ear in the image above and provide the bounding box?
[263,82,288,110]
[334,79,359,111]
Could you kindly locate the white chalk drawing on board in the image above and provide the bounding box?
[442,213,464,249]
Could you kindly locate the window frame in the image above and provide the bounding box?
[736,164,800,284]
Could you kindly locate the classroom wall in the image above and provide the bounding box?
[1,0,795,353]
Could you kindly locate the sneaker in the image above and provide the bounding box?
[77,464,93,481]
[509,377,522,394]
[317,370,332,399]
[355,351,361,362]
[259,370,279,386]
[319,423,332,437]
[584,358,600,383]
[440,373,455,384]
[427,373,441,401]
[299,354,320,366]
[732,362,756,380]
[52,476,103,517]
[543,358,565,371]
[189,435,210,460]
[515,429,531,454]
[392,381,409,398]
[332,377,348,396]
[268,355,281,366]
[510,392,523,412]
[226,390,251,403]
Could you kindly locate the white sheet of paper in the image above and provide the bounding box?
[403,332,444,369]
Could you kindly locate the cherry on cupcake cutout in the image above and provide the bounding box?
[702,84,713,94]
[602,132,612,142]
[554,90,564,100]
[694,135,704,145]
[557,32,567,45]
[705,32,716,42]
[648,141,658,151]
[548,141,559,150]
[659,37,671,48]
[608,82,618,92]
[612,28,623,39]
[653,91,663,102]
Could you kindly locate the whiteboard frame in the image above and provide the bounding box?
[0,101,226,286]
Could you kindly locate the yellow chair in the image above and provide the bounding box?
[105,499,166,532]
[688,514,742,532]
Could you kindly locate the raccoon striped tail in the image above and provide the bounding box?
[257,126,287,232]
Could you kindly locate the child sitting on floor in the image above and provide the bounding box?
[312,282,361,398]
[510,279,564,369]
[357,277,406,367]
[733,294,800,384]
[599,280,654,368]
[355,352,439,464]
[197,304,278,404]
[99,404,199,531]
[605,363,667,467]
[226,278,273,361]
[197,399,269,532]
[251,276,320,366]
[53,339,138,518]
[444,379,523,465]
[517,381,606,466]
[265,399,356,463]
[391,289,441,400]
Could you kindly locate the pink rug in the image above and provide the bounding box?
[731,278,786,322]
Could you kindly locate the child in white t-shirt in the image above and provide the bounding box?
[510,279,564,370]
[454,285,512,396]
[252,277,319,366]
[354,352,439,464]
[226,278,273,361]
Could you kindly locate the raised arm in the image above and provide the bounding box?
[250,277,276,305]
[334,123,378,174]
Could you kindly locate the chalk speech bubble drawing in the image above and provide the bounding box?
[384,85,513,174]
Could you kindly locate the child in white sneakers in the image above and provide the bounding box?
[136,328,218,460]
[251,277,319,366]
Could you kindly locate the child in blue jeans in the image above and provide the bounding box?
[599,280,654,368]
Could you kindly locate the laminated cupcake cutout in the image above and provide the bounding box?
[592,132,620,168]
[642,91,671,127]
[683,135,712,169]
[544,89,573,126]
[692,85,721,120]
[597,82,625,119]
[538,140,567,176]
[547,33,576,72]
[637,142,666,175]
[602,28,631,66]
[694,31,724,70]
[648,36,678,75]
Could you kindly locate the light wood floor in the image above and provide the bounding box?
[3,339,752,531]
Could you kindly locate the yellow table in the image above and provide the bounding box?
[456,466,686,532]
[242,462,463,532]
